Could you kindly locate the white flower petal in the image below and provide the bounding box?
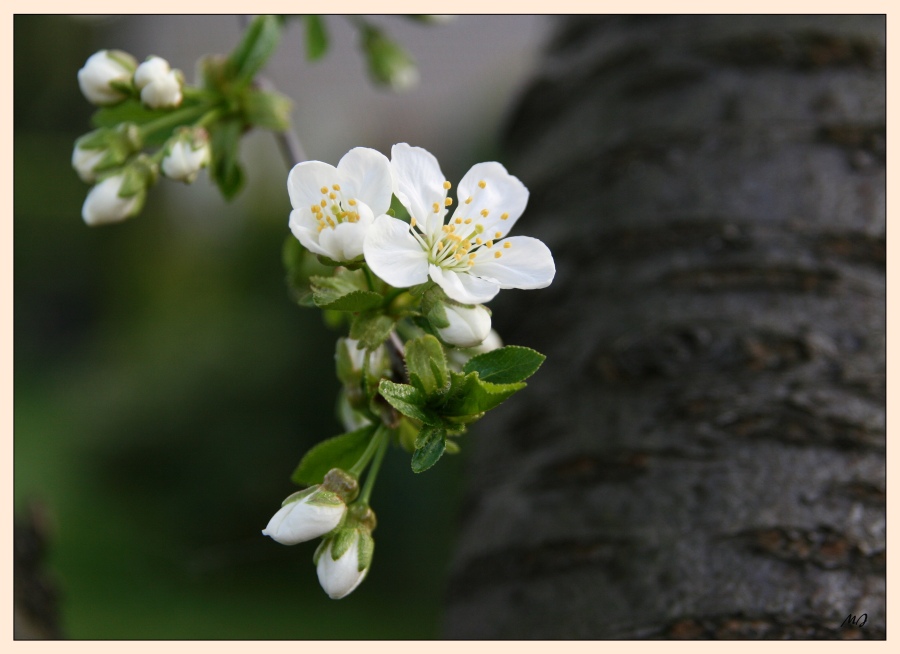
[429,264,499,305]
[262,494,346,546]
[470,236,555,290]
[82,175,139,226]
[364,216,430,287]
[287,161,341,210]
[438,304,492,348]
[289,209,332,257]
[390,143,448,230]
[454,162,529,236]
[337,147,393,216]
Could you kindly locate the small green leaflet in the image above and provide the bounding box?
[378,380,440,425]
[304,15,329,61]
[411,425,446,473]
[440,371,525,417]
[404,335,449,398]
[291,425,376,486]
[349,312,395,350]
[462,345,546,384]
[310,271,383,312]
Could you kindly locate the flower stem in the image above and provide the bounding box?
[349,425,385,478]
[358,427,390,506]
[139,103,214,139]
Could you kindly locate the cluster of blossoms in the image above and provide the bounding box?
[265,143,554,598]
[73,50,210,226]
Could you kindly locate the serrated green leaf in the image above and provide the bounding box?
[349,312,395,350]
[404,335,448,398]
[304,15,329,61]
[441,371,525,417]
[462,345,546,384]
[229,14,283,86]
[378,380,440,425]
[291,425,376,486]
[310,270,383,311]
[411,425,446,473]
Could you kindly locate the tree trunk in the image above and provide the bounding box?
[442,15,884,639]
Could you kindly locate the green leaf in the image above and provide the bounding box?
[378,380,440,425]
[208,118,245,200]
[404,335,448,398]
[349,312,395,350]
[241,88,293,131]
[441,371,525,417]
[411,425,446,473]
[229,14,283,86]
[304,15,329,61]
[310,269,382,311]
[291,425,377,486]
[463,345,546,384]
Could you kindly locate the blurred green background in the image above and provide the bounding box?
[14,14,550,638]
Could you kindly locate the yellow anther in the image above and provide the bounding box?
[437,242,445,251]
[494,251,502,258]
[495,231,502,238]
[481,209,490,217]
[455,217,462,224]
[476,237,483,245]
[467,260,475,266]
[320,199,327,207]
[486,240,494,248]
[455,253,462,260]
[320,186,328,194]
[443,181,451,189]
[464,218,473,224]
[501,212,509,220]
[469,252,477,259]
[478,180,486,189]
[504,242,511,249]
[465,197,473,205]
[442,225,451,233]
[445,197,453,206]
[329,192,336,199]
[332,184,341,191]
[348,199,357,206]
[310,204,318,213]
[433,202,440,213]
[410,217,417,227]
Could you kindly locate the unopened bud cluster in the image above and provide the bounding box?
[73,50,211,226]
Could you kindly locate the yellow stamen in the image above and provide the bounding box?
[443,181,451,189]
[433,202,440,213]
[485,240,494,248]
[476,237,483,245]
[469,252,477,259]
[495,231,502,238]
[504,242,511,249]
[310,204,318,213]
[445,197,453,206]
[455,217,462,224]
[320,200,327,207]
[464,218,472,224]
[465,197,473,205]
[329,192,336,199]
[320,186,328,194]
[501,212,509,220]
[348,199,357,206]
[410,217,417,228]
[478,180,486,189]
[481,209,489,217]
[494,251,502,258]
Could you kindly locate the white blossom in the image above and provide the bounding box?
[288,148,393,263]
[81,174,140,226]
[161,132,210,183]
[77,50,136,106]
[364,144,555,304]
[262,488,347,546]
[134,56,183,109]
[437,304,492,348]
[71,144,107,183]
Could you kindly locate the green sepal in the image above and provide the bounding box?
[356,531,374,571]
[411,424,446,473]
[304,15,329,61]
[404,334,449,398]
[349,312,395,350]
[444,439,461,455]
[291,425,377,487]
[330,528,357,561]
[397,417,419,453]
[279,485,317,506]
[440,371,525,417]
[241,87,293,131]
[378,380,440,425]
[304,490,345,509]
[462,345,546,384]
[208,118,245,200]
[312,537,329,565]
[229,14,283,87]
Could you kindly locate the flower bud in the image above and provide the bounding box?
[336,338,392,406]
[314,506,376,599]
[361,28,419,91]
[447,329,503,370]
[436,303,492,348]
[77,50,137,106]
[72,124,142,183]
[134,56,183,109]
[81,174,142,226]
[263,490,345,546]
[161,128,211,183]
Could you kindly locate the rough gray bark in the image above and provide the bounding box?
[442,16,884,639]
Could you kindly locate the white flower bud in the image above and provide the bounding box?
[134,56,183,109]
[437,304,492,348]
[71,144,107,183]
[81,174,141,226]
[262,488,347,546]
[315,523,374,600]
[161,130,211,183]
[77,50,137,106]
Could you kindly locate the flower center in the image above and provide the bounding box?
[310,183,361,232]
[408,179,513,271]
